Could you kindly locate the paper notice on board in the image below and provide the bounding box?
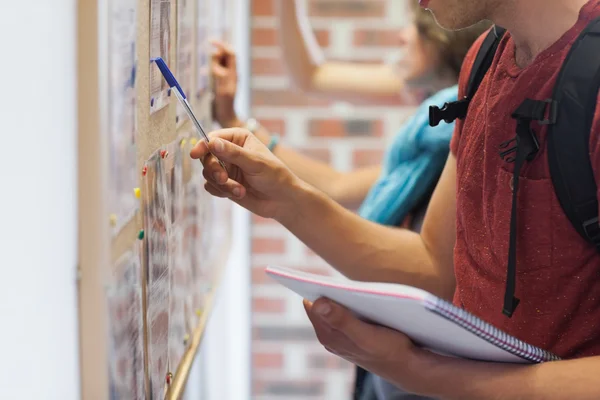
[176,0,194,125]
[196,0,209,100]
[106,245,144,400]
[165,142,187,371]
[107,0,137,233]
[143,151,171,398]
[150,0,171,113]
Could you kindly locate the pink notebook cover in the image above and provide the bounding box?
[266,265,559,364]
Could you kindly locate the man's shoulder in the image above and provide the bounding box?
[456,28,493,98]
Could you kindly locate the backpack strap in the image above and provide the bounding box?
[548,16,600,249]
[429,26,507,127]
[502,17,600,318]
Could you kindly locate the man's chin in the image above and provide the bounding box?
[428,10,477,31]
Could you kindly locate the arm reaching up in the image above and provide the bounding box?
[277,0,405,105]
[211,40,382,209]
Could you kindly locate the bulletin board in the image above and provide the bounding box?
[77,0,236,398]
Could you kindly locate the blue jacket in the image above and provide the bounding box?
[358,85,458,226]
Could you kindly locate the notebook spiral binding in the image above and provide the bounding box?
[424,297,561,363]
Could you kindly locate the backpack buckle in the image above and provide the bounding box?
[537,99,558,125]
[583,217,600,246]
[429,98,470,127]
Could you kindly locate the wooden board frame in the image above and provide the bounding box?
[78,0,235,398]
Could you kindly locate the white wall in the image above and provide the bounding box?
[197,0,253,398]
[0,1,80,399]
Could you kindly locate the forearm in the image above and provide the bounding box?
[228,117,374,207]
[277,179,455,299]
[413,351,600,400]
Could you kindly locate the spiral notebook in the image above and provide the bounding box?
[266,265,560,364]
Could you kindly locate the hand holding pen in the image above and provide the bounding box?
[152,57,228,172]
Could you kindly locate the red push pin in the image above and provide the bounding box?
[166,372,173,385]
[160,150,168,159]
[142,166,148,176]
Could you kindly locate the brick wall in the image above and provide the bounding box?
[250,1,416,398]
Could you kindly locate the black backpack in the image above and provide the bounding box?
[429,18,600,318]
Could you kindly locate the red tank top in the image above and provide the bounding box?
[450,0,600,358]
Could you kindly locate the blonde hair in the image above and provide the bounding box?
[411,5,492,79]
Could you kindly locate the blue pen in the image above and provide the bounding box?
[151,57,227,172]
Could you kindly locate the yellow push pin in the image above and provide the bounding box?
[195,309,202,317]
[180,139,187,149]
[183,334,190,346]
[109,214,117,227]
[190,138,198,146]
[134,188,141,199]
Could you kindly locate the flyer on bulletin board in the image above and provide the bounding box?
[106,243,144,400]
[150,0,172,114]
[107,0,138,234]
[142,149,172,397]
[196,0,209,100]
[176,0,195,126]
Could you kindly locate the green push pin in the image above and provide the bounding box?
[137,229,145,240]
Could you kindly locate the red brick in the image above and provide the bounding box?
[352,148,385,167]
[308,119,384,137]
[252,28,278,47]
[252,0,274,16]
[253,297,286,313]
[252,27,329,47]
[308,0,386,18]
[314,29,331,47]
[297,147,332,163]
[353,28,400,47]
[252,57,286,76]
[254,379,325,396]
[259,118,286,135]
[253,351,285,369]
[252,267,272,284]
[252,237,286,254]
[308,119,344,137]
[253,89,332,107]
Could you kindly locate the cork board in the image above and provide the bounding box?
[83,0,236,398]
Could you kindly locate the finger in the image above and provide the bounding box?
[202,169,246,199]
[190,139,210,160]
[202,153,228,184]
[309,298,385,351]
[208,137,268,175]
[304,299,361,359]
[212,64,228,78]
[204,181,229,198]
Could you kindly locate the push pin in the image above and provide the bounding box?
[166,372,173,385]
[160,150,168,159]
[142,166,148,176]
[167,88,172,97]
[190,138,198,146]
[137,229,145,240]
[109,214,117,227]
[150,98,155,107]
[180,139,187,149]
[195,309,202,317]
[134,188,141,199]
[183,334,190,346]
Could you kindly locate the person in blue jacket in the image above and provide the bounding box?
[210,2,490,399]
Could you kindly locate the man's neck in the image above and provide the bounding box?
[491,0,590,67]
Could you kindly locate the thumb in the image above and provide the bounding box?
[312,299,386,349]
[209,138,267,175]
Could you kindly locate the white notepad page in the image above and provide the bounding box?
[266,265,560,364]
